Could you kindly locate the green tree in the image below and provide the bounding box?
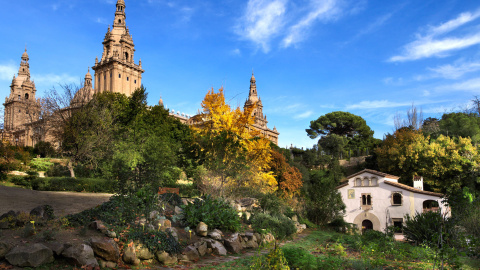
[306,111,376,157]
[439,112,480,144]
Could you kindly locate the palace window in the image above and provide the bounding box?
[25,93,29,100]
[18,95,21,101]
[392,192,402,206]
[127,77,129,81]
[119,74,121,78]
[134,80,137,84]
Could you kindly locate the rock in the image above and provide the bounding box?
[246,239,259,249]
[196,222,208,237]
[156,251,177,265]
[206,240,227,256]
[244,211,252,221]
[90,237,120,262]
[165,227,179,241]
[123,245,140,266]
[163,219,172,228]
[5,243,54,268]
[174,206,183,215]
[136,245,154,260]
[106,230,116,238]
[292,215,298,222]
[30,205,54,220]
[238,198,258,208]
[262,233,275,244]
[62,244,99,267]
[99,259,117,269]
[89,220,107,233]
[208,231,222,241]
[183,245,200,261]
[194,241,207,256]
[224,233,242,254]
[234,204,243,212]
[43,242,65,256]
[296,223,307,233]
[0,210,17,220]
[150,210,160,220]
[253,233,262,245]
[0,241,11,260]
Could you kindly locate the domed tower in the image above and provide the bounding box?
[3,48,40,132]
[92,0,144,96]
[71,68,94,107]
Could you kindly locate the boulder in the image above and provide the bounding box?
[246,239,259,249]
[62,244,99,267]
[194,241,207,256]
[149,210,160,220]
[174,206,183,215]
[224,233,242,254]
[165,227,179,241]
[99,259,117,269]
[43,242,65,256]
[196,222,208,237]
[89,220,107,233]
[262,233,275,244]
[30,205,54,220]
[156,251,177,265]
[123,245,140,266]
[90,237,120,262]
[183,245,200,261]
[207,230,222,241]
[0,241,12,260]
[291,215,298,222]
[106,230,116,238]
[163,219,172,229]
[136,245,154,260]
[205,240,227,256]
[253,233,262,245]
[5,243,54,268]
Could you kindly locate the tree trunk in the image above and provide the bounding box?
[68,161,75,178]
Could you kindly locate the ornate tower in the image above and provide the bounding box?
[244,72,267,128]
[243,73,279,145]
[3,48,40,131]
[92,0,144,96]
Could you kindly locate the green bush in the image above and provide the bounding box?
[282,246,317,269]
[30,177,114,193]
[250,246,290,270]
[181,195,240,232]
[251,212,296,240]
[127,226,182,254]
[29,159,54,172]
[159,192,182,206]
[404,211,454,246]
[46,164,70,177]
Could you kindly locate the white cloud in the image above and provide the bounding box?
[231,48,241,56]
[346,100,413,110]
[428,60,480,79]
[438,77,480,92]
[383,77,404,86]
[294,110,314,119]
[390,9,480,62]
[282,0,342,48]
[0,64,17,81]
[236,0,287,52]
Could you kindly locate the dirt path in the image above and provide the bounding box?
[0,186,112,217]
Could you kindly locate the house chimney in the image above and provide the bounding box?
[413,176,423,190]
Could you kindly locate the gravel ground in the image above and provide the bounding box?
[0,185,112,216]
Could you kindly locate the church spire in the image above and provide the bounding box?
[113,0,126,28]
[18,48,30,79]
[248,71,258,102]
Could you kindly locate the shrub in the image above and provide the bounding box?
[403,211,454,246]
[251,212,296,240]
[46,164,70,177]
[30,177,115,193]
[181,195,240,232]
[127,226,182,254]
[29,159,54,172]
[159,192,182,206]
[250,246,290,270]
[282,246,317,269]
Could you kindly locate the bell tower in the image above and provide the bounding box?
[92,0,144,96]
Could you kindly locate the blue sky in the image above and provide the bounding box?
[1,0,480,149]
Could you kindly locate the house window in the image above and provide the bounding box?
[392,192,402,206]
[355,178,361,187]
[361,193,372,210]
[392,218,403,233]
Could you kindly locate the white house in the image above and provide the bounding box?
[336,169,449,235]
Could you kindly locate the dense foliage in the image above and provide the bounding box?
[250,212,296,240]
[181,195,241,231]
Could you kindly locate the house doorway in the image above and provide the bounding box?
[362,219,373,233]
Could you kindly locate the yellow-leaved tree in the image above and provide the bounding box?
[191,87,275,196]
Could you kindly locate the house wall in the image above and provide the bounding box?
[338,172,447,233]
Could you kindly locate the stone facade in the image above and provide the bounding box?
[92,0,144,97]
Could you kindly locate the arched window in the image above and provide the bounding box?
[423,200,439,213]
[125,52,129,61]
[362,177,369,186]
[118,19,121,24]
[25,93,29,100]
[355,178,361,187]
[371,177,377,186]
[392,192,402,205]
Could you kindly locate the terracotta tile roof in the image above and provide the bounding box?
[384,181,443,197]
